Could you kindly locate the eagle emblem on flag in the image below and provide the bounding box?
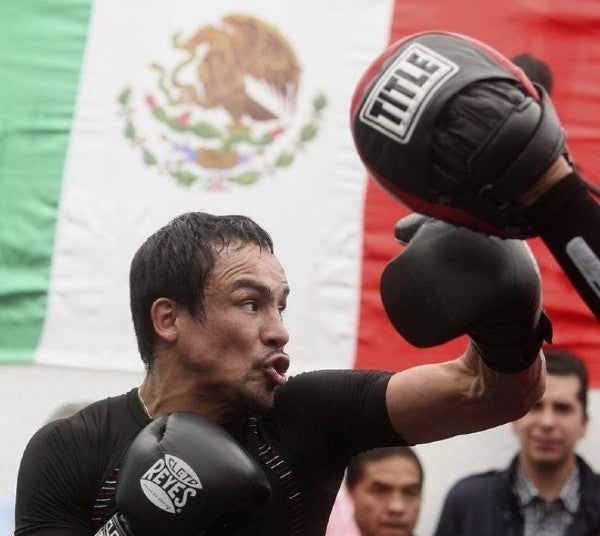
[117,13,326,190]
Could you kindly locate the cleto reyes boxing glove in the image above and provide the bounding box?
[96,412,271,536]
[380,214,552,373]
[350,31,566,238]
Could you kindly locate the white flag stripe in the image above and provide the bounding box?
[35,0,394,372]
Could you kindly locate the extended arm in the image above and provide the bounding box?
[379,216,549,444]
[386,342,544,444]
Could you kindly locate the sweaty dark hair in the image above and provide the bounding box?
[346,446,424,490]
[544,348,589,417]
[129,212,274,367]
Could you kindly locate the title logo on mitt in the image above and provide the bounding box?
[359,43,458,144]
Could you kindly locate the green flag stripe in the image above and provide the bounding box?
[0,0,94,363]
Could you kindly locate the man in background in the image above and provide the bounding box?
[435,349,600,535]
[346,447,423,536]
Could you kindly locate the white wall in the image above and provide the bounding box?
[2,365,599,536]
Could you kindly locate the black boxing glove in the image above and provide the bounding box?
[380,214,552,372]
[95,412,271,535]
[350,31,566,238]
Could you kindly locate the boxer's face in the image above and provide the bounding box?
[350,456,422,536]
[175,242,290,418]
[512,373,587,469]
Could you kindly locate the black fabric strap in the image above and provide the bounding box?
[91,462,123,525]
[247,417,303,536]
[482,87,564,205]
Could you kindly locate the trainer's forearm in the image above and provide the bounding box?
[527,171,600,319]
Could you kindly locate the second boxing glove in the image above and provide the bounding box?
[96,412,271,535]
[380,214,552,373]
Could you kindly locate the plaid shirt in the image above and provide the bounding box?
[513,463,580,536]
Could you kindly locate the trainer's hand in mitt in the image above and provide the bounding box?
[380,214,552,372]
[350,31,566,238]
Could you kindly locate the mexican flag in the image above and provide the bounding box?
[1,0,599,383]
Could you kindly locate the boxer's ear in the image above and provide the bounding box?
[150,297,178,343]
